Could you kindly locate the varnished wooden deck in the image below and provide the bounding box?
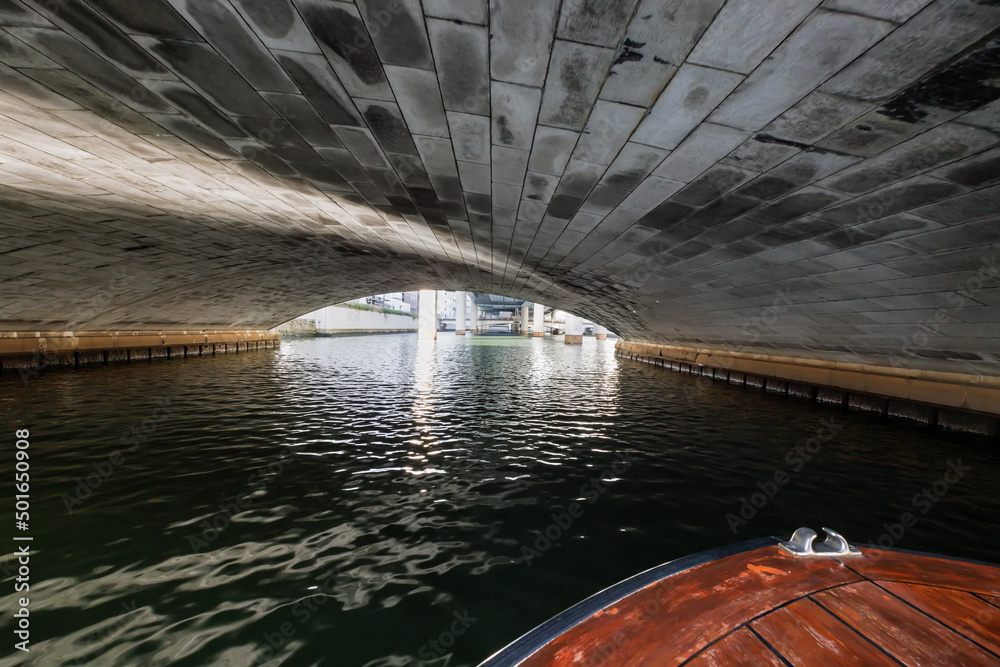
[488,544,1000,666]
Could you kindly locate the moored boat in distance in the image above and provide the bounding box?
[481,527,1000,665]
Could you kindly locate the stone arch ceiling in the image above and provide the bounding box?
[1,0,999,373]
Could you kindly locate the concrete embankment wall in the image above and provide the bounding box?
[307,306,418,335]
[617,341,1000,437]
[275,318,317,338]
[0,330,280,373]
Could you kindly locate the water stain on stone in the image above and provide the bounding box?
[239,117,322,163]
[604,169,644,190]
[0,0,48,27]
[736,176,798,201]
[565,0,640,46]
[878,35,1000,123]
[685,85,709,108]
[363,105,417,155]
[674,167,749,207]
[86,0,201,39]
[183,0,293,92]
[548,194,583,219]
[356,0,431,69]
[34,31,172,112]
[277,55,360,126]
[465,193,491,214]
[747,192,841,226]
[297,3,386,86]
[47,0,168,74]
[637,201,693,231]
[496,115,514,145]
[150,39,274,118]
[550,50,597,128]
[561,51,587,95]
[150,115,240,159]
[161,86,247,139]
[943,153,1000,187]
[408,187,439,210]
[22,69,160,133]
[235,0,295,39]
[588,186,628,208]
[558,170,598,199]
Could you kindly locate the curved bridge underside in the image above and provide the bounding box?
[1,0,999,374]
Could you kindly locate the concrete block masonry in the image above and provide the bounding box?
[0,0,1000,384]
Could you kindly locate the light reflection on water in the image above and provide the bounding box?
[0,333,998,666]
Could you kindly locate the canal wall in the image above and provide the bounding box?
[616,341,1000,437]
[274,318,317,338]
[306,305,418,336]
[0,330,280,372]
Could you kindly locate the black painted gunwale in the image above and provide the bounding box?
[479,538,1000,666]
[478,536,776,667]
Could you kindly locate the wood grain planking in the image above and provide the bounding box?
[845,549,1000,597]
[880,581,1000,655]
[521,547,862,667]
[752,597,898,665]
[815,581,998,666]
[686,627,785,666]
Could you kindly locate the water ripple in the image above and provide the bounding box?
[1,334,998,666]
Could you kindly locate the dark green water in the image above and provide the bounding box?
[1,334,998,666]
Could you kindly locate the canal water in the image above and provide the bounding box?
[2,333,999,666]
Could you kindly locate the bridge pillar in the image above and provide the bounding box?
[533,303,545,337]
[418,290,437,340]
[521,303,531,335]
[565,314,584,344]
[455,292,466,335]
[594,325,608,340]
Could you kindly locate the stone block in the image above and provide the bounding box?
[653,124,751,183]
[427,19,489,114]
[538,40,614,130]
[711,11,893,131]
[490,0,559,87]
[632,64,743,150]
